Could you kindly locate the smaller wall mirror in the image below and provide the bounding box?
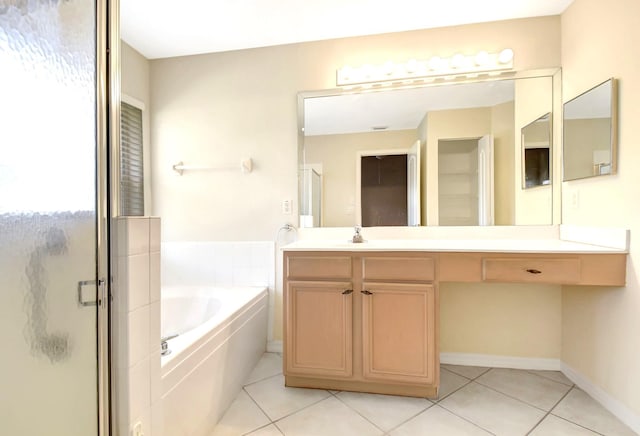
[522,112,551,189]
[563,78,617,181]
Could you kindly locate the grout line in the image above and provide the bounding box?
[433,403,498,435]
[470,376,570,413]
[525,385,576,435]
[383,401,435,434]
[547,413,606,436]
[332,391,391,433]
[441,364,491,381]
[243,370,284,388]
[523,369,575,387]
[241,422,284,436]
[270,393,334,424]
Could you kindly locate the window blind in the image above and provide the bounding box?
[120,102,144,216]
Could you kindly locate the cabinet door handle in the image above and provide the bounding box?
[342,289,353,295]
[526,268,542,274]
[361,290,373,295]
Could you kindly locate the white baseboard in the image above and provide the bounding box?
[440,352,561,370]
[267,340,283,353]
[561,362,640,434]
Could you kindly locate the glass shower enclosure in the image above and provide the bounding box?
[0,0,109,434]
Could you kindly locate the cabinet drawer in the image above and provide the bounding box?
[362,257,435,282]
[483,257,581,284]
[286,255,352,279]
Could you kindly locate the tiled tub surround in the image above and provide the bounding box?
[212,353,636,436]
[112,217,162,436]
[159,241,275,435]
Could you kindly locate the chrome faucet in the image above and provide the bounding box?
[161,334,179,356]
[352,225,364,243]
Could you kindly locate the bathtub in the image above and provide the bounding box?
[160,286,268,436]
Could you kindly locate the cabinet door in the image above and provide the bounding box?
[285,281,353,378]
[361,282,436,385]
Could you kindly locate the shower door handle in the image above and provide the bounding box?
[77,278,106,307]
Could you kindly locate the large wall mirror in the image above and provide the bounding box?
[522,112,551,189]
[298,70,558,228]
[563,78,617,181]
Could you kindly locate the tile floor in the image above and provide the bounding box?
[211,353,636,436]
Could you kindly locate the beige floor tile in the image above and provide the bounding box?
[275,396,384,436]
[439,382,545,435]
[246,424,284,436]
[476,368,572,410]
[552,388,636,436]
[389,405,492,436]
[526,369,574,386]
[244,374,331,421]
[436,367,471,400]
[336,391,431,432]
[210,390,270,436]
[441,364,490,380]
[529,414,599,435]
[245,353,283,385]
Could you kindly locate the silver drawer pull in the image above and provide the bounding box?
[342,289,353,295]
[361,290,373,295]
[526,269,542,274]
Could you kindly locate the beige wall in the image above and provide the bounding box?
[561,0,640,419]
[121,42,152,215]
[441,282,561,358]
[147,16,562,348]
[514,76,554,225]
[564,118,611,180]
[493,101,516,225]
[304,130,417,227]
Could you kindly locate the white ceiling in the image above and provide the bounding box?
[304,80,515,136]
[121,0,574,60]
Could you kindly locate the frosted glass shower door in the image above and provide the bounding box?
[0,1,102,435]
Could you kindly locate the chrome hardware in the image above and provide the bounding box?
[361,290,373,295]
[77,278,106,307]
[161,334,179,356]
[342,289,353,295]
[352,225,364,243]
[526,269,542,274]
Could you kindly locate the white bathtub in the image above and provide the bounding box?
[160,286,268,436]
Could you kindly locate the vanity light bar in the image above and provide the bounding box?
[336,49,514,87]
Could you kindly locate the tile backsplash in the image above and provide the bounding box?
[161,241,275,289]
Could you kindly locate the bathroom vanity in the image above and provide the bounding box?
[282,236,627,398]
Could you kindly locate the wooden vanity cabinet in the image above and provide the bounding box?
[284,251,439,398]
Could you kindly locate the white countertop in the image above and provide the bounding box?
[281,238,627,254]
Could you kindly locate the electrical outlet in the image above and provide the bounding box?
[570,190,580,209]
[282,199,292,215]
[132,422,143,436]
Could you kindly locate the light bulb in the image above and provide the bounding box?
[475,50,489,66]
[383,61,394,76]
[451,53,465,69]
[498,48,514,64]
[428,56,442,70]
[405,59,418,74]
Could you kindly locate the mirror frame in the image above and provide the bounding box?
[562,78,618,182]
[297,68,563,228]
[521,112,552,189]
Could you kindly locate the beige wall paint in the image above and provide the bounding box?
[304,130,417,227]
[564,118,611,180]
[493,101,516,225]
[121,42,152,215]
[514,76,553,225]
[561,0,640,419]
[440,282,561,358]
[148,16,562,347]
